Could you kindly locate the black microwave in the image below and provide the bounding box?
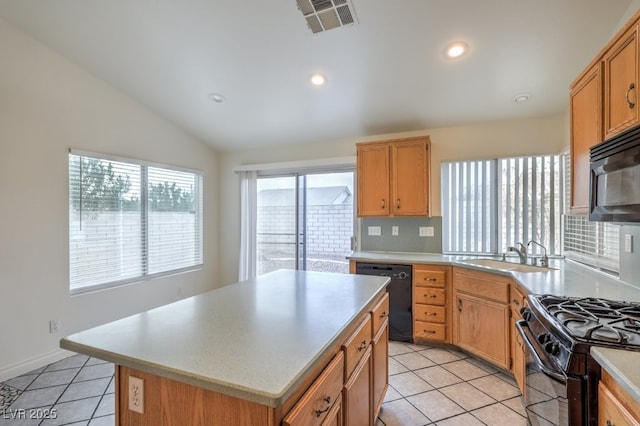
[590,124,640,222]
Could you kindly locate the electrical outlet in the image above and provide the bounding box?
[128,376,144,414]
[49,320,60,334]
[367,226,381,236]
[392,226,399,236]
[625,234,633,253]
[419,227,435,237]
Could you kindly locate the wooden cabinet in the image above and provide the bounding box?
[356,136,431,217]
[510,284,527,395]
[413,265,451,344]
[604,24,639,139]
[452,268,511,370]
[598,370,640,426]
[342,315,373,426]
[570,62,603,214]
[283,352,345,426]
[370,294,389,420]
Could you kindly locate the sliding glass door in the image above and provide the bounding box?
[256,171,354,275]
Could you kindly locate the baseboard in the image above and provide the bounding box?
[0,349,73,383]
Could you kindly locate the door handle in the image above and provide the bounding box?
[381,198,385,209]
[457,298,463,311]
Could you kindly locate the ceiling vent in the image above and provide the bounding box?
[296,0,358,34]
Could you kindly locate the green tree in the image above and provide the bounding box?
[71,157,138,212]
[148,182,194,212]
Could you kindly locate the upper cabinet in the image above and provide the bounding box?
[570,11,640,214]
[356,136,431,217]
[604,25,639,139]
[570,63,603,214]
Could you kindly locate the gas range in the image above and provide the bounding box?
[519,294,640,425]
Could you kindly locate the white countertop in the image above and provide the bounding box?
[348,251,640,301]
[592,347,640,405]
[60,269,389,407]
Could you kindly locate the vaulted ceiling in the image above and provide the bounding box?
[0,0,633,151]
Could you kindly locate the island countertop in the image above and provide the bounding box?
[60,269,389,408]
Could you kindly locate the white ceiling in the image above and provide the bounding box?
[0,0,633,151]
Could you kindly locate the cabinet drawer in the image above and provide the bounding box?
[283,352,344,426]
[415,287,445,306]
[414,304,445,324]
[371,293,390,336]
[342,314,372,380]
[414,321,446,341]
[454,269,509,303]
[414,269,446,288]
[598,381,640,426]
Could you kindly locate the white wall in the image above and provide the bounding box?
[0,18,220,380]
[219,114,567,286]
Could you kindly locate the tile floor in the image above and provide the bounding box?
[0,342,526,425]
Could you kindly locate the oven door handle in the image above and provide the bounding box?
[516,320,567,384]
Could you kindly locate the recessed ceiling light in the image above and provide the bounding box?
[208,93,226,103]
[513,93,531,103]
[445,41,469,59]
[310,73,327,86]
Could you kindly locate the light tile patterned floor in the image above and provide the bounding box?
[0,342,526,425]
[0,354,114,425]
[378,341,527,425]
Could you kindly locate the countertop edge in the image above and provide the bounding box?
[60,282,389,408]
[591,347,640,406]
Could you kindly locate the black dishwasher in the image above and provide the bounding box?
[355,262,412,342]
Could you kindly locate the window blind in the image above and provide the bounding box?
[69,153,203,293]
[442,154,564,256]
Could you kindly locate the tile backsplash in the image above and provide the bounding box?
[360,216,442,253]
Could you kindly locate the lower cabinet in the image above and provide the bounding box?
[343,346,372,426]
[598,370,640,425]
[453,268,511,370]
[372,319,389,419]
[510,284,528,395]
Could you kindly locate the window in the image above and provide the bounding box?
[442,154,565,257]
[69,151,203,294]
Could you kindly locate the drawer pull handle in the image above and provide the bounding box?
[626,82,636,109]
[606,421,613,426]
[357,340,368,351]
[512,298,520,306]
[424,294,438,298]
[424,277,437,281]
[379,310,388,318]
[426,312,437,316]
[423,330,436,334]
[381,198,385,209]
[314,396,332,417]
[396,198,401,208]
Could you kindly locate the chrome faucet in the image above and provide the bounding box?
[527,240,549,267]
[507,242,527,264]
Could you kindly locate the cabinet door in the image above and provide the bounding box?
[598,382,640,426]
[321,395,343,426]
[343,346,372,426]
[570,62,603,214]
[604,25,639,139]
[453,292,510,370]
[391,140,429,216]
[357,144,390,217]
[372,320,388,420]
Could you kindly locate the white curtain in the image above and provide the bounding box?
[238,170,257,280]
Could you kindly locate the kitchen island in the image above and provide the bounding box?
[60,269,390,425]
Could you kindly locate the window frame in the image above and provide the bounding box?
[68,149,204,295]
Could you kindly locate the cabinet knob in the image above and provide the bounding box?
[357,340,368,351]
[396,198,401,208]
[381,198,385,209]
[626,82,636,109]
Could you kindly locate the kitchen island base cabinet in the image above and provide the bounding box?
[371,319,389,419]
[343,346,372,426]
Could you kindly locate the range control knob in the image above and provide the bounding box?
[397,272,408,279]
[537,333,551,345]
[545,341,560,356]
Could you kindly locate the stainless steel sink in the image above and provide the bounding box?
[461,258,556,272]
